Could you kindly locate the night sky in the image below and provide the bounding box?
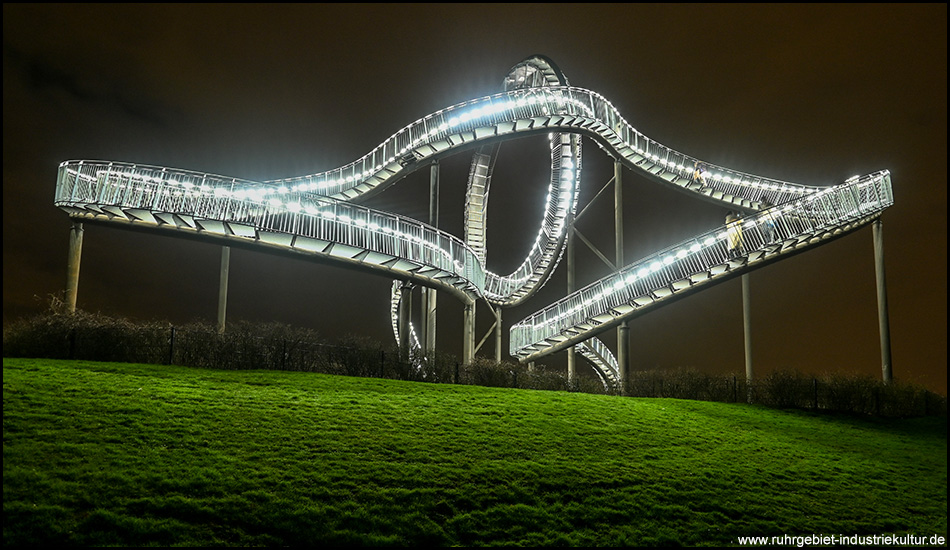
[3,4,946,394]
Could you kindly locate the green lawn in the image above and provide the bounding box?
[3,358,946,546]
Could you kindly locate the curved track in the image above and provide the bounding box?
[54,56,893,385]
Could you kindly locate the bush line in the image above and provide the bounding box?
[4,306,944,418]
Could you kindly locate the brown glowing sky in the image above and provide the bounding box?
[3,4,946,394]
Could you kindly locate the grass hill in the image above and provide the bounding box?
[3,358,946,546]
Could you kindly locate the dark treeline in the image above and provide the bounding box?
[4,307,945,418]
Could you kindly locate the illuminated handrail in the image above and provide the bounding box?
[55,161,486,302]
[268,86,820,211]
[509,172,893,360]
[576,338,619,388]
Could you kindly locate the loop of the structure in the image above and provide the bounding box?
[393,55,587,365]
[463,55,581,307]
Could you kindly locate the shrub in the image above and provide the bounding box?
[4,309,944,418]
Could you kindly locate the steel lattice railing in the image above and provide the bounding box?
[56,161,486,302]
[509,172,893,361]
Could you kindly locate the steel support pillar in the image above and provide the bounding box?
[566,224,576,382]
[462,302,475,365]
[423,288,437,354]
[398,282,413,361]
[742,273,752,386]
[494,307,503,364]
[217,246,230,333]
[65,221,84,313]
[422,161,440,354]
[873,220,893,383]
[614,160,629,389]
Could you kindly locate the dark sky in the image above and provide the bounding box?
[4,4,946,394]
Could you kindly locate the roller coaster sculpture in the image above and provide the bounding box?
[54,56,893,387]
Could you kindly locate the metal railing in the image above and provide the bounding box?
[509,171,893,359]
[56,161,486,299]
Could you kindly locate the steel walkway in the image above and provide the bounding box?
[54,56,893,385]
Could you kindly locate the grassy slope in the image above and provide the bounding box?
[3,358,946,547]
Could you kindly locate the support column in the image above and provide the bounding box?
[494,307,503,364]
[423,161,440,354]
[217,246,230,333]
[873,220,893,383]
[65,221,84,313]
[617,322,629,392]
[742,273,753,387]
[420,289,428,352]
[566,225,576,383]
[398,282,413,361]
[614,160,629,389]
[462,301,475,365]
[423,289,437,354]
